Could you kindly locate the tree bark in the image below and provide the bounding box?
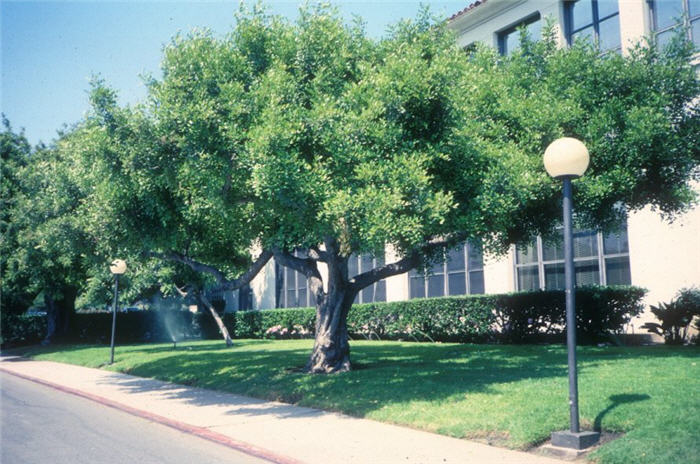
[306,290,354,373]
[197,293,233,347]
[42,286,78,344]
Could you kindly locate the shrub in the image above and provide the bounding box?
[347,296,495,343]
[1,313,47,347]
[229,285,645,345]
[642,287,700,345]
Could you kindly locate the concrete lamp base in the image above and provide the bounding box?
[551,431,600,450]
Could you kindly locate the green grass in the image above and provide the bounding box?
[10,340,699,464]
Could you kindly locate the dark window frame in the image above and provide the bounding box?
[498,12,542,55]
[648,0,700,47]
[514,227,631,291]
[565,0,622,52]
[349,253,387,304]
[409,241,485,299]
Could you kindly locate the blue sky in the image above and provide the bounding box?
[2,1,467,146]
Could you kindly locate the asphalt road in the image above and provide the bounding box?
[0,371,273,464]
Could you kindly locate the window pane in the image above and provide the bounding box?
[348,254,358,277]
[517,265,540,291]
[469,270,485,294]
[298,288,307,307]
[605,256,631,285]
[692,18,700,47]
[572,0,594,30]
[468,241,484,269]
[655,0,684,30]
[285,267,295,290]
[410,276,425,299]
[361,254,374,274]
[691,0,700,17]
[657,27,678,47]
[430,259,445,274]
[575,259,600,286]
[542,237,563,261]
[528,18,543,41]
[516,241,538,264]
[544,263,565,290]
[354,294,359,304]
[375,280,387,302]
[598,15,621,51]
[362,285,374,303]
[286,289,296,308]
[574,230,598,258]
[428,275,445,297]
[603,229,629,254]
[504,30,520,55]
[572,25,595,44]
[447,246,465,272]
[598,0,619,18]
[297,272,306,290]
[448,272,467,295]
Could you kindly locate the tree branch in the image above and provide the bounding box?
[273,248,325,304]
[349,234,465,292]
[148,249,273,291]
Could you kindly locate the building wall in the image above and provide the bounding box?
[627,183,700,330]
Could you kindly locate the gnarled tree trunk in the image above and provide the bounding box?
[306,290,354,373]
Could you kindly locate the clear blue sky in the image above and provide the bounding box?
[2,1,468,146]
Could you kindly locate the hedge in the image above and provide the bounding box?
[213,285,646,344]
[1,313,47,347]
[1,286,646,347]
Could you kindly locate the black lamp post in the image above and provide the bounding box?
[543,137,600,450]
[109,259,127,365]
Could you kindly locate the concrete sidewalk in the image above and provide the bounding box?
[0,357,569,464]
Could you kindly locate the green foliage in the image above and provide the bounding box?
[0,314,47,347]
[642,287,700,344]
[70,4,699,285]
[221,285,645,344]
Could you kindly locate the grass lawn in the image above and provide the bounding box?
[11,339,699,464]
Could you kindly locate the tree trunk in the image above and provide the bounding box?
[198,293,233,347]
[306,290,353,373]
[42,286,78,345]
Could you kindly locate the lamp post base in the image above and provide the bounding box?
[551,430,600,450]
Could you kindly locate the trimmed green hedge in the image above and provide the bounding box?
[1,286,646,346]
[211,285,646,344]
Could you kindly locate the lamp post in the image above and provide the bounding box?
[109,259,127,365]
[543,138,600,450]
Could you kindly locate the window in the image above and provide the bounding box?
[566,0,622,52]
[514,226,631,291]
[409,241,485,298]
[498,13,542,55]
[650,0,700,48]
[348,253,387,304]
[276,250,312,308]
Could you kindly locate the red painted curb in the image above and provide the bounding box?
[0,367,305,464]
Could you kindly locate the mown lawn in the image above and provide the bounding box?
[11,340,699,464]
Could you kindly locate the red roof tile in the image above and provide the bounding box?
[447,1,488,22]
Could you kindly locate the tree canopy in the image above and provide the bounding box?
[14,5,700,369]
